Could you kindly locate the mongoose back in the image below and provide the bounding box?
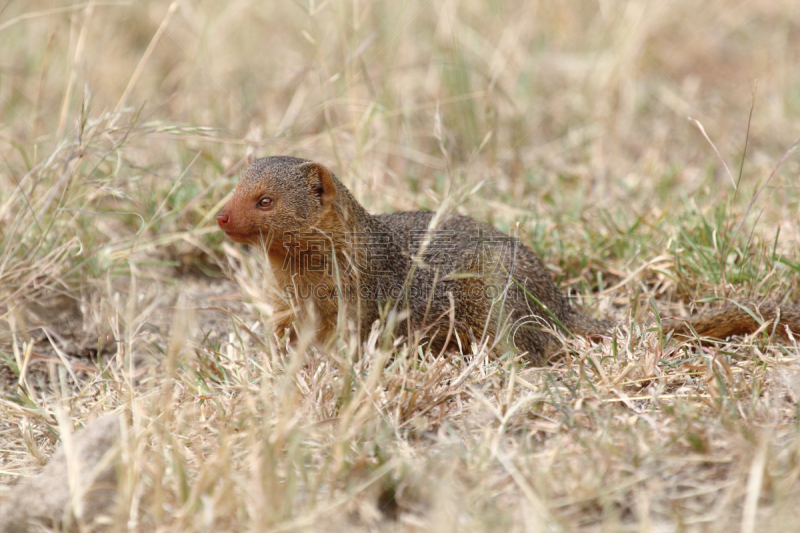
[216,156,800,365]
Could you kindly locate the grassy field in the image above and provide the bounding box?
[2,0,800,530]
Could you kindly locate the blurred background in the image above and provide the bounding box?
[3,2,798,190]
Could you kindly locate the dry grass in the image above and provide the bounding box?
[2,0,800,531]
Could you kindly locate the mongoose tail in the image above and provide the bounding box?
[568,302,800,339]
[661,301,800,340]
[568,302,800,340]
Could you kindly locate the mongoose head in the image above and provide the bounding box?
[216,156,340,254]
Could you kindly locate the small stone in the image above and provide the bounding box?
[0,415,122,533]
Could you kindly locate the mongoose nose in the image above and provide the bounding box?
[216,213,230,227]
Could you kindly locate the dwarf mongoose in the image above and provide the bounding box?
[216,156,800,364]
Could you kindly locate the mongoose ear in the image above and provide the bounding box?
[298,161,337,208]
[245,153,256,167]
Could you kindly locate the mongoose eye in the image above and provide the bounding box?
[257,197,274,209]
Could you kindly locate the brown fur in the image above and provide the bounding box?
[217,157,800,365]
